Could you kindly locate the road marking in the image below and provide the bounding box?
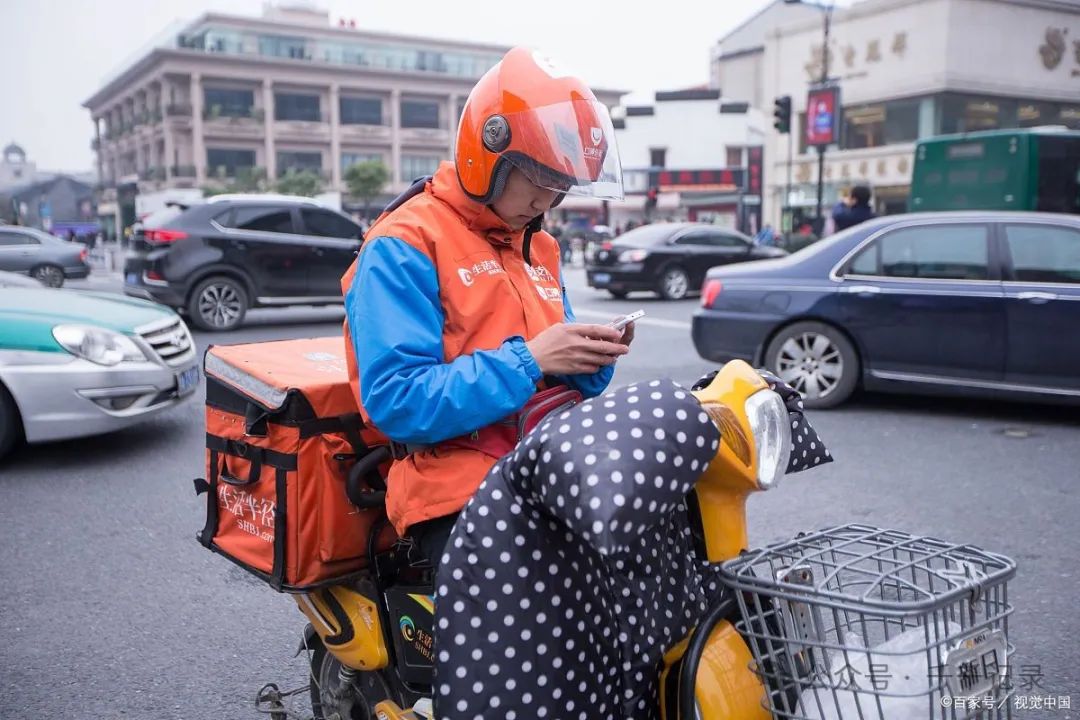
[572,308,691,330]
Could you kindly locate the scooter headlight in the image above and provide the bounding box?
[744,389,791,490]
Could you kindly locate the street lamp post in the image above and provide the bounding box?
[786,0,835,231]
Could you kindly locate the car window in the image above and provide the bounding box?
[871,225,990,280]
[301,208,359,239]
[714,232,749,248]
[222,206,296,234]
[673,231,717,247]
[0,231,38,247]
[1004,224,1080,285]
[849,243,879,275]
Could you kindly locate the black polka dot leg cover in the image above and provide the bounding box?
[433,379,724,720]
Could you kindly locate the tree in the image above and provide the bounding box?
[274,168,323,198]
[344,160,389,219]
[202,167,268,197]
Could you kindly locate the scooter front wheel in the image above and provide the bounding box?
[309,636,397,720]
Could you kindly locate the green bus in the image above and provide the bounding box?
[910,127,1080,214]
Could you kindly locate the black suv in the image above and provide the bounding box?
[123,195,363,331]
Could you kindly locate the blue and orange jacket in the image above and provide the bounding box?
[341,162,614,534]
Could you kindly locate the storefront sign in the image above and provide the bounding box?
[648,168,746,193]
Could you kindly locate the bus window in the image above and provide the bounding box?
[1036,135,1080,215]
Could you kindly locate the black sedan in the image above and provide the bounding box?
[585,223,786,300]
[692,212,1080,408]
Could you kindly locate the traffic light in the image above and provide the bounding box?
[773,95,792,134]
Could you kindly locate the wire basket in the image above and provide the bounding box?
[720,525,1017,720]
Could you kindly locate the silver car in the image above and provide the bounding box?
[0,226,91,287]
[0,281,200,459]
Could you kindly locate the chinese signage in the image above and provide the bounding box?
[805,32,907,81]
[648,168,746,193]
[1038,26,1080,75]
[806,85,841,147]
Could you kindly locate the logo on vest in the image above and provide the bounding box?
[525,263,561,302]
[459,259,505,288]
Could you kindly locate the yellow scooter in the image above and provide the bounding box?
[275,360,1014,720]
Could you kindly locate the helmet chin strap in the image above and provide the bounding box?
[522,214,544,266]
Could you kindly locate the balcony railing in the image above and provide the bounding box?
[166,104,193,117]
[140,167,166,181]
[171,165,197,178]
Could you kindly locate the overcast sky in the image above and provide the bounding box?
[0,0,788,173]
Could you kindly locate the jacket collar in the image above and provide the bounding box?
[429,162,521,246]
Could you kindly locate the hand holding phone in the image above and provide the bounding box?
[608,310,645,331]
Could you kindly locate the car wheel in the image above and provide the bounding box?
[187,276,248,332]
[0,382,23,461]
[765,321,859,409]
[31,264,65,288]
[658,265,690,300]
[608,290,628,299]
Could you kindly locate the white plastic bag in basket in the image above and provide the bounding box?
[798,620,960,720]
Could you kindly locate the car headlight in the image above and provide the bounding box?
[617,249,648,263]
[744,389,792,490]
[53,325,148,366]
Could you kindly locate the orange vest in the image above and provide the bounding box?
[341,162,565,534]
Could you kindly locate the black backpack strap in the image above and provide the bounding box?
[269,467,289,591]
[379,175,431,217]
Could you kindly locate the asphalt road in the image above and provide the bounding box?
[1,267,1077,719]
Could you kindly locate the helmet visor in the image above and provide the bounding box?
[502,99,624,201]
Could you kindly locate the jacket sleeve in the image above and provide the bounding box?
[554,277,615,399]
[345,236,542,445]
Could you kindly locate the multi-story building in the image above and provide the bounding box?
[83,4,623,231]
[82,4,508,207]
[714,0,1080,227]
[602,89,768,231]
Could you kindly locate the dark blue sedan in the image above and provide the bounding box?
[692,212,1080,408]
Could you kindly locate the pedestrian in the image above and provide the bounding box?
[832,184,876,232]
[753,223,776,247]
[340,47,634,567]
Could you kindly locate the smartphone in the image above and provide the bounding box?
[608,310,645,331]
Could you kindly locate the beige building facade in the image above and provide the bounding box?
[83,5,514,206]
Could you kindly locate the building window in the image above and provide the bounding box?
[204,88,254,117]
[340,97,382,125]
[259,35,310,61]
[401,154,442,180]
[649,148,667,168]
[842,104,885,149]
[341,152,384,172]
[207,148,256,177]
[275,93,321,122]
[940,94,1017,135]
[883,98,921,144]
[725,147,743,167]
[401,100,440,129]
[277,151,322,177]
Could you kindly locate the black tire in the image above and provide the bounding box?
[309,637,398,720]
[608,290,629,299]
[0,382,23,461]
[186,276,248,332]
[764,321,859,409]
[31,264,65,288]
[657,265,690,301]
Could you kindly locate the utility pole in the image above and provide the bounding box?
[814,5,834,231]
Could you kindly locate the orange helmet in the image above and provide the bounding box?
[455,47,624,204]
